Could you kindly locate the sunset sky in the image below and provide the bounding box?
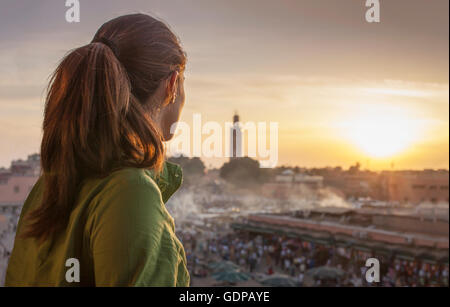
[0,0,448,170]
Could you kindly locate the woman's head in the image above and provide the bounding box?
[92,13,187,140]
[25,14,186,240]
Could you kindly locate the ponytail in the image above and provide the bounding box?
[23,41,164,241]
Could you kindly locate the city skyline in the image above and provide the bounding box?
[1,151,449,172]
[0,0,448,170]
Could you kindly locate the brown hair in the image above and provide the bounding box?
[24,14,186,241]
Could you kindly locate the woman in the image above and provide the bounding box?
[5,14,189,287]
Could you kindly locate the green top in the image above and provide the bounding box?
[5,162,190,287]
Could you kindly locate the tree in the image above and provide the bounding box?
[168,155,205,175]
[219,157,261,185]
[348,162,361,174]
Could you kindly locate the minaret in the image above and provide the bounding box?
[230,112,243,158]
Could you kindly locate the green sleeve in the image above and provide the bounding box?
[88,174,189,287]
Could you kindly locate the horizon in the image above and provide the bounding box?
[2,151,449,173]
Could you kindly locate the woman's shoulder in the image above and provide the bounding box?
[86,167,159,197]
[83,166,178,239]
[85,167,166,217]
[106,167,159,188]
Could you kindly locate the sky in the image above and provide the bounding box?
[0,0,448,170]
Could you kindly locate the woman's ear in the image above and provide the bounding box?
[167,71,179,103]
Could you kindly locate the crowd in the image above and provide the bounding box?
[178,229,449,287]
[1,205,449,287]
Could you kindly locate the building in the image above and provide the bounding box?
[229,113,243,158]
[0,154,40,206]
[0,154,41,285]
[319,167,449,204]
[262,169,324,199]
[294,173,324,190]
[323,171,379,199]
[380,170,449,204]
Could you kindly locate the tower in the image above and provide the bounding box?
[230,112,243,158]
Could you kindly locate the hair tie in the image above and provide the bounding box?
[96,37,119,58]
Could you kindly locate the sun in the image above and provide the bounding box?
[345,111,418,158]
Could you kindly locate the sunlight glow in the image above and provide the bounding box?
[345,110,419,158]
